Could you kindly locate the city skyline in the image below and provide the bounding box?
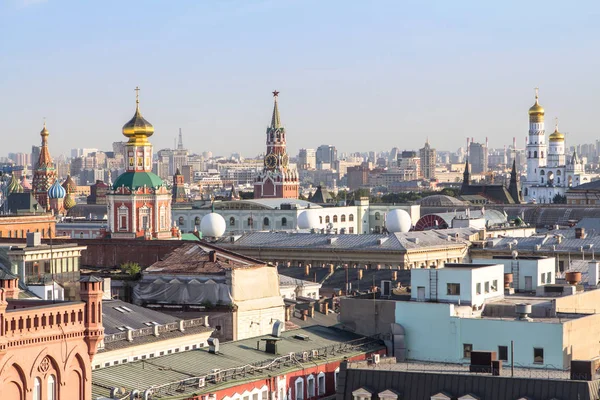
[2,1,600,157]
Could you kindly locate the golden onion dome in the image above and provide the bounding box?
[528,88,544,116]
[549,119,565,142]
[122,87,154,143]
[40,121,49,137]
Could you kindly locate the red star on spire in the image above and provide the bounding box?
[272,90,279,97]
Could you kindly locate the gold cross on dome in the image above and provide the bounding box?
[534,87,539,99]
[135,86,140,104]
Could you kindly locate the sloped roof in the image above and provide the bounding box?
[102,299,181,335]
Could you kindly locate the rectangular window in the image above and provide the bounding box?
[308,378,315,397]
[476,283,481,295]
[447,283,461,295]
[463,343,472,359]
[547,272,552,283]
[541,273,546,284]
[498,346,508,361]
[484,281,490,293]
[318,375,326,395]
[253,393,259,400]
[534,348,544,364]
[492,280,498,292]
[296,380,304,400]
[349,227,354,234]
[262,391,268,400]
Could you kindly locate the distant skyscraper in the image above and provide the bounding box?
[316,145,338,168]
[298,148,316,170]
[469,141,488,174]
[419,140,436,180]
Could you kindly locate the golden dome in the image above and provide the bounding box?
[549,118,564,142]
[528,91,544,116]
[40,121,49,137]
[122,87,154,144]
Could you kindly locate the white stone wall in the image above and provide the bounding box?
[236,306,286,340]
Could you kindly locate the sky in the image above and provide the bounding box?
[1,0,599,159]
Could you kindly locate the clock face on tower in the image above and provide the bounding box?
[265,153,277,169]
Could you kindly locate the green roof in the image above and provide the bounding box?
[113,172,164,190]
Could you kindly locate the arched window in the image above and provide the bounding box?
[247,217,253,227]
[319,216,323,224]
[325,216,330,223]
[333,215,338,223]
[540,169,545,175]
[282,217,287,226]
[556,170,561,175]
[349,214,354,222]
[534,151,538,158]
[178,216,184,226]
[341,215,346,222]
[194,216,201,226]
[263,217,270,227]
[375,212,381,221]
[230,217,235,226]
[48,375,56,400]
[33,377,41,400]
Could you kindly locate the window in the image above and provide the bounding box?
[547,272,552,283]
[282,217,287,227]
[318,372,326,395]
[47,374,56,400]
[160,206,167,230]
[247,217,253,227]
[262,390,269,400]
[118,206,129,231]
[476,283,481,295]
[194,216,201,226]
[33,377,41,400]
[534,348,544,364]
[307,375,315,398]
[334,368,340,392]
[463,343,472,359]
[498,346,508,361]
[349,227,354,234]
[253,393,259,400]
[263,217,270,227]
[447,283,460,295]
[230,217,235,226]
[295,377,304,400]
[341,215,346,222]
[139,206,151,230]
[375,212,381,220]
[178,216,184,226]
[349,214,354,222]
[484,281,490,294]
[541,273,546,284]
[325,216,330,223]
[492,280,498,292]
[333,215,338,223]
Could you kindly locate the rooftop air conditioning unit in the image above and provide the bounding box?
[311,350,319,358]
[198,377,205,388]
[302,352,309,361]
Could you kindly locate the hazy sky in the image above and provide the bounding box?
[1,0,599,158]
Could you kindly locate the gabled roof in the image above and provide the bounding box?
[144,242,266,275]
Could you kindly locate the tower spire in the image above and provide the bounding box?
[178,128,184,150]
[270,90,281,129]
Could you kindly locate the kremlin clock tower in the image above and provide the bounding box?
[253,91,299,199]
[107,87,175,239]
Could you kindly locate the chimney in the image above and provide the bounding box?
[358,269,363,280]
[304,264,310,277]
[208,251,217,263]
[392,271,397,281]
[589,261,600,288]
[26,232,41,247]
[329,264,334,274]
[208,337,219,354]
[0,274,20,299]
[153,324,160,337]
[179,320,185,332]
[575,228,586,239]
[127,329,134,342]
[203,315,210,327]
[309,304,315,318]
[565,271,582,285]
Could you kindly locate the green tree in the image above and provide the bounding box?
[120,262,142,277]
[552,193,567,204]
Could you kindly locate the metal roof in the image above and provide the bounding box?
[102,299,181,335]
[218,229,473,252]
[92,325,383,399]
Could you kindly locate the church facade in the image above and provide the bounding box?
[253,91,299,199]
[522,89,590,203]
[107,88,175,239]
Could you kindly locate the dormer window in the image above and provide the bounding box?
[352,387,373,400]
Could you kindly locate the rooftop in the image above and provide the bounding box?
[144,242,265,275]
[92,325,383,399]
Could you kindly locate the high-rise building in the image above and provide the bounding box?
[397,151,421,181]
[253,91,299,199]
[298,148,316,170]
[347,164,370,191]
[316,145,337,168]
[107,88,175,239]
[419,140,436,180]
[469,141,488,174]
